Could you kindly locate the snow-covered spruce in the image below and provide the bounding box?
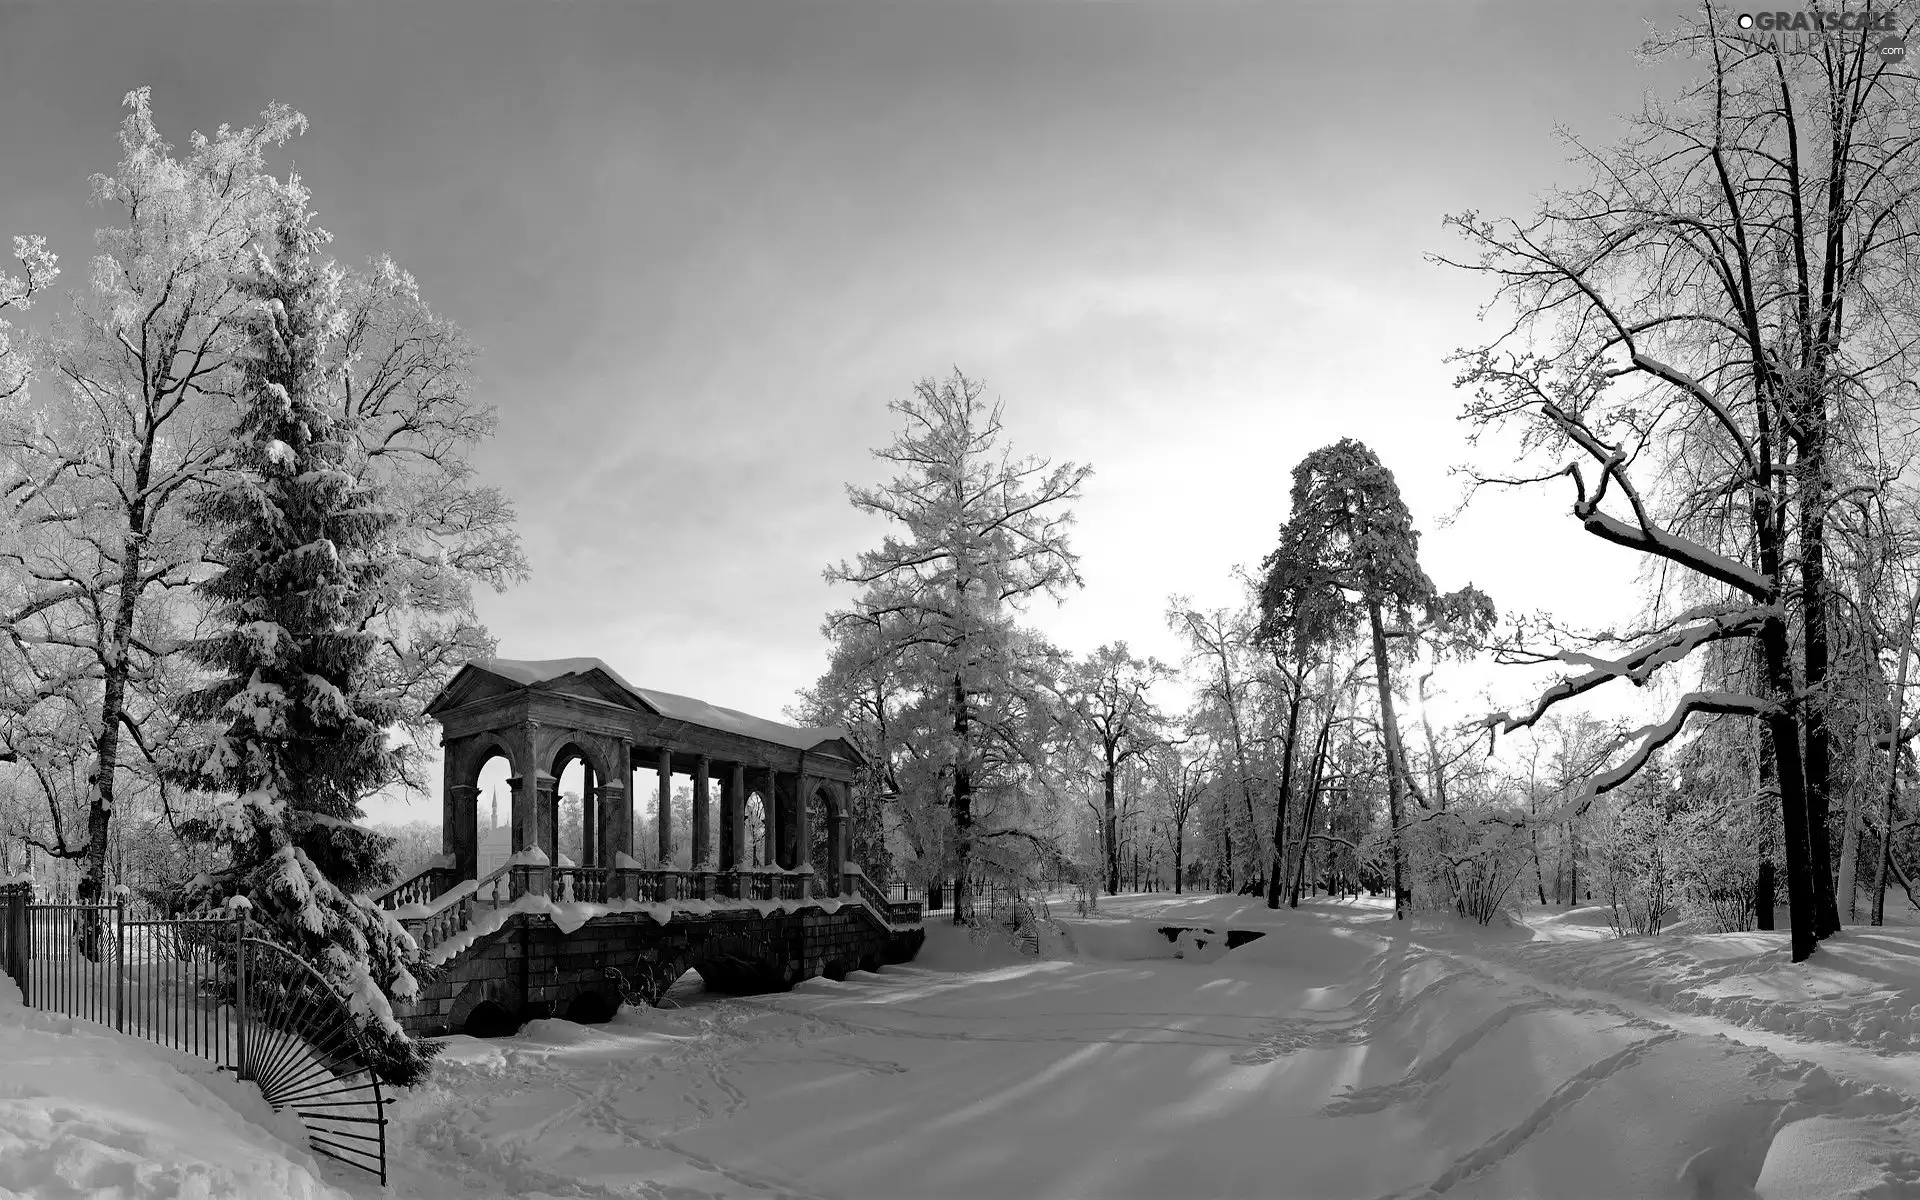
[167,188,435,1087]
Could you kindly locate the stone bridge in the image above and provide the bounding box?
[388,867,924,1036]
[381,658,924,1035]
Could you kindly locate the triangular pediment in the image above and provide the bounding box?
[538,667,658,713]
[806,736,868,768]
[426,664,525,716]
[430,660,664,719]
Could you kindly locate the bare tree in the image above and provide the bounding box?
[1445,8,1920,959]
[1066,641,1169,894]
[1149,736,1210,895]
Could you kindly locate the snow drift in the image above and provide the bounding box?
[0,976,346,1199]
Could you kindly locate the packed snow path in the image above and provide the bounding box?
[358,896,1920,1200]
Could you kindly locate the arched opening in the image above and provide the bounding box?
[474,751,515,881]
[463,1000,520,1039]
[744,794,768,868]
[807,784,841,891]
[662,967,708,1005]
[550,743,603,869]
[561,990,618,1025]
[556,756,587,868]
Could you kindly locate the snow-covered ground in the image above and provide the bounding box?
[0,976,346,1200]
[7,894,1920,1199]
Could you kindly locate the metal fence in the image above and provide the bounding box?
[0,885,388,1185]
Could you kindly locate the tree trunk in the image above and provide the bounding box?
[1836,788,1861,923]
[1266,674,1305,909]
[1221,818,1232,895]
[1798,378,1840,940]
[1567,820,1578,907]
[1872,752,1908,927]
[76,523,147,958]
[951,673,973,926]
[1289,713,1334,909]
[1530,793,1548,906]
[1103,751,1120,895]
[1206,632,1259,893]
[1755,859,1776,931]
[1419,672,1446,811]
[1174,823,1184,895]
[1871,587,1920,926]
[1368,602,1407,919]
[1759,616,1818,962]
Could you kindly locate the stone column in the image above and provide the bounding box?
[447,783,479,883]
[793,758,813,896]
[598,777,627,869]
[657,747,674,866]
[442,737,477,882]
[718,764,739,870]
[581,764,598,868]
[535,771,559,866]
[691,756,711,868]
[612,738,634,863]
[509,774,532,854]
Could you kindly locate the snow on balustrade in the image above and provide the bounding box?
[418,890,855,967]
[397,860,915,964]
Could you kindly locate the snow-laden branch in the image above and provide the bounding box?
[1533,691,1776,825]
[1542,403,1773,599]
[1487,605,1775,733]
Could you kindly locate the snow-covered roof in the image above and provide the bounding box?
[466,657,858,756]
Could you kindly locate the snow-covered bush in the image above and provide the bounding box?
[1670,803,1760,933]
[1594,773,1676,937]
[1405,808,1531,925]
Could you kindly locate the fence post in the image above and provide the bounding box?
[233,907,250,1081]
[114,893,126,1033]
[1,883,25,999]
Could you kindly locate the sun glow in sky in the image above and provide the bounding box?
[0,0,1700,825]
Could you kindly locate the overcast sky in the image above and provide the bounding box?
[0,0,1699,824]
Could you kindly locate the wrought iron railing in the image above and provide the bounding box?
[0,884,390,1185]
[845,868,924,926]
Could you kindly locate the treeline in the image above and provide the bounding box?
[802,13,1920,960]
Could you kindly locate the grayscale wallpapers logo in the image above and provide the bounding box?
[1735,10,1906,60]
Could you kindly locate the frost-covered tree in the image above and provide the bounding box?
[1166,601,1265,894]
[169,185,434,1085]
[825,370,1089,924]
[328,259,525,790]
[0,91,304,912]
[1259,439,1490,918]
[1147,735,1210,895]
[791,614,913,888]
[1064,642,1168,894]
[0,235,55,404]
[1446,8,1920,959]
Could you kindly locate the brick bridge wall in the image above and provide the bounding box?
[396,905,926,1037]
